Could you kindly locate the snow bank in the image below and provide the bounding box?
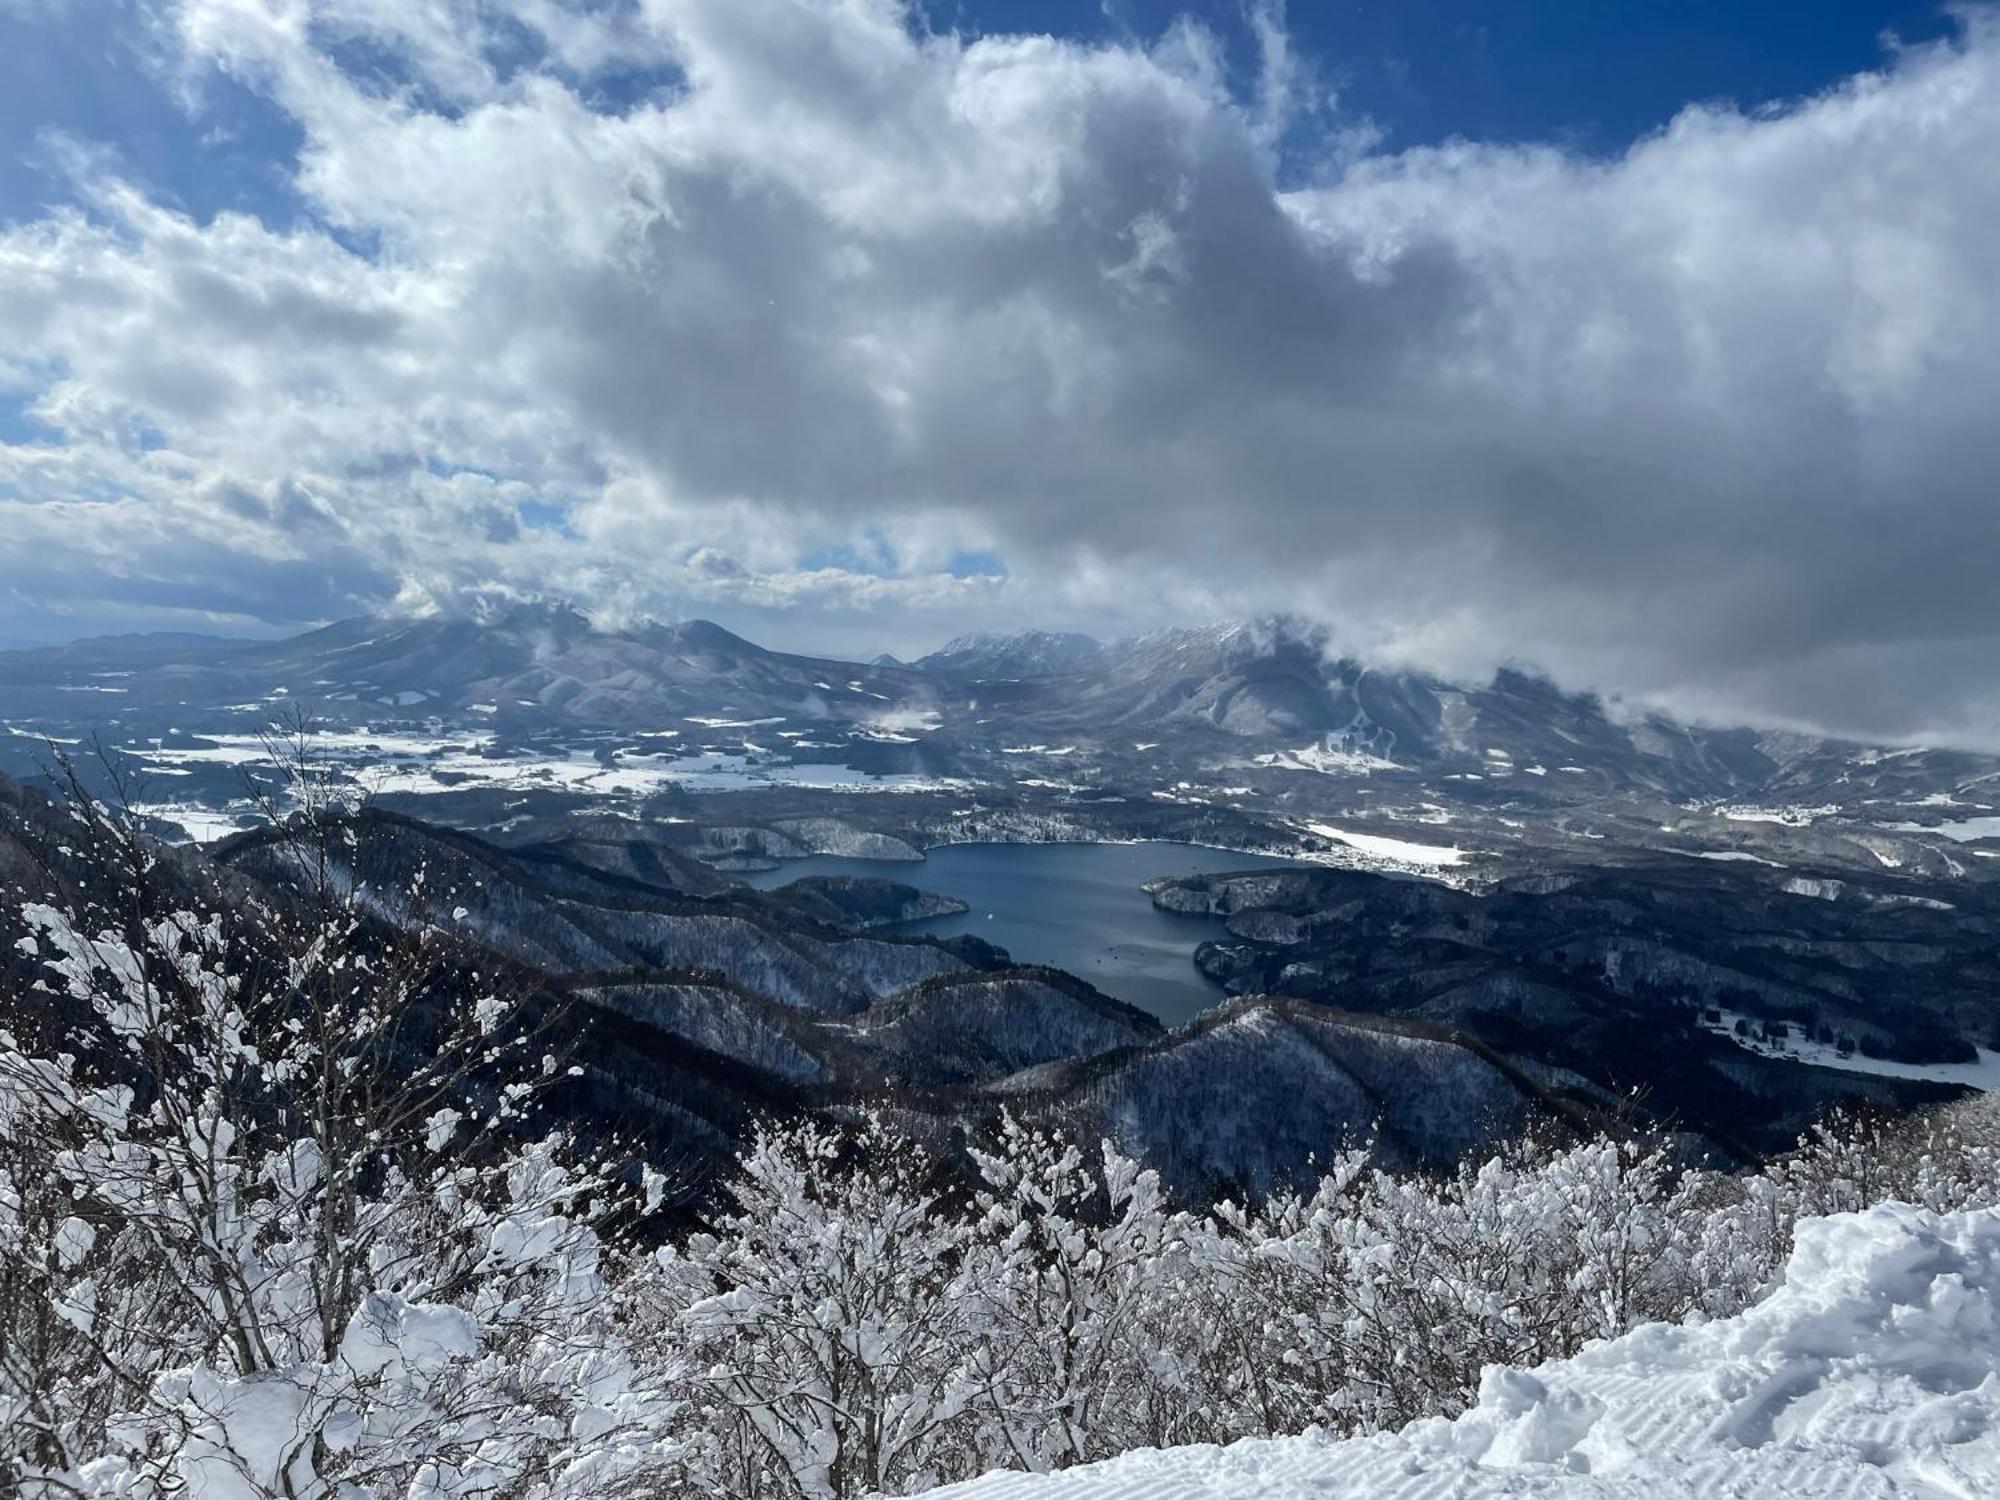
[920,1202,2000,1498]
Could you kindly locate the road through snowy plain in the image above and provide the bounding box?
[921,1203,2000,1498]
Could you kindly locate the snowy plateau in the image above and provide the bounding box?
[924,1203,2000,1500]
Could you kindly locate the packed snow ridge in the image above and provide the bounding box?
[922,1201,2000,1499]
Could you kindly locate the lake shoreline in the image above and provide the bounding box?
[741,840,1314,1025]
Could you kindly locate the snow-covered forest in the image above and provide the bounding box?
[5,786,2000,1498]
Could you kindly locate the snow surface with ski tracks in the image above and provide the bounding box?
[921,1202,2000,1498]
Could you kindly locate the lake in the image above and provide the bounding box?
[741,840,1311,1024]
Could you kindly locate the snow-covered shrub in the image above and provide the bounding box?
[1675,1094,2000,1322]
[1174,1148,1375,1442]
[1173,1135,1701,1438]
[657,1114,979,1499]
[0,774,681,1499]
[959,1116,1180,1468]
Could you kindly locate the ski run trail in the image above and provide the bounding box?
[922,1202,2000,1498]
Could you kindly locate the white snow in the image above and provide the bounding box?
[130,802,259,844]
[1302,821,1466,869]
[1712,802,1839,827]
[116,730,961,802]
[1250,741,1398,775]
[1917,815,2000,843]
[860,705,945,739]
[1857,836,1911,869]
[921,1202,2000,1499]
[5,724,82,744]
[1699,1006,2000,1090]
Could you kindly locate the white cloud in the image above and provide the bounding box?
[0,1,1997,742]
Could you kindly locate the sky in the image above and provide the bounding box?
[0,1,1997,746]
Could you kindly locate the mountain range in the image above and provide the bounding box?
[1,604,1997,930]
[4,605,1994,811]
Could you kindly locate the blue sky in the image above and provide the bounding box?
[0,3,296,231]
[0,1,1956,235]
[1,1,1998,741]
[959,2,1958,152]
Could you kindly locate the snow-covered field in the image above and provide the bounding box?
[1920,815,2000,843]
[1709,802,1841,827]
[1700,1007,2000,1091]
[921,1201,2000,1498]
[129,800,260,844]
[1249,741,1399,776]
[1300,820,1467,870]
[112,731,962,836]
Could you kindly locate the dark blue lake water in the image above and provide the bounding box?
[742,841,1310,1024]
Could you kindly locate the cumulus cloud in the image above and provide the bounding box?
[1,0,1997,743]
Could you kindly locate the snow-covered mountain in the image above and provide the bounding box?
[8,605,2000,935]
[921,1200,2000,1499]
[916,629,1105,679]
[979,618,1784,789]
[0,603,948,730]
[6,608,1997,813]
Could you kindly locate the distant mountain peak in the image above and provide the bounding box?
[934,628,1099,655]
[406,601,763,657]
[461,597,595,634]
[916,629,1104,678]
[649,617,757,653]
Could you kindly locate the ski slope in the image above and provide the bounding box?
[921,1202,2000,1498]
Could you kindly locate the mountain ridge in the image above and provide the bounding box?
[5,608,2000,835]
[0,606,1965,762]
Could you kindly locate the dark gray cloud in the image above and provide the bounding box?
[1,1,1998,744]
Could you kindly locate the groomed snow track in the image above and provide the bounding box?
[922,1202,2000,1498]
